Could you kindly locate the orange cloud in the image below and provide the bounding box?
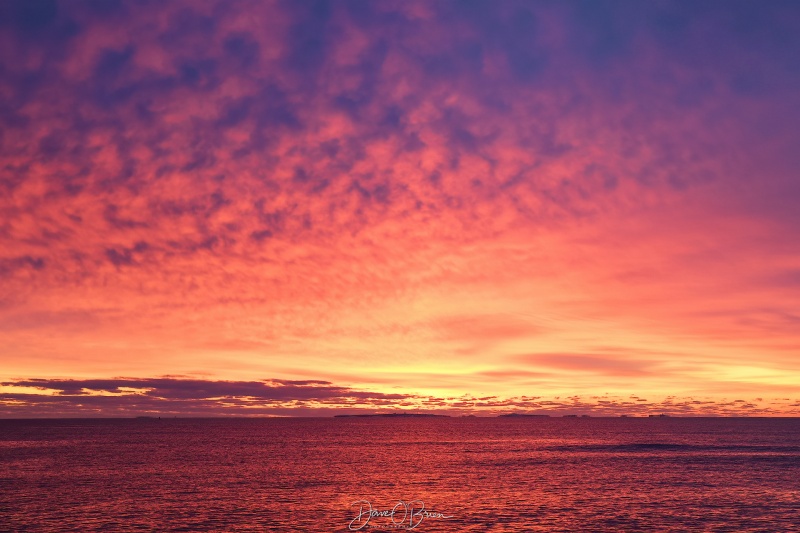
[1,1,799,415]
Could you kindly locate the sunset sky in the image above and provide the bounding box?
[1,0,799,416]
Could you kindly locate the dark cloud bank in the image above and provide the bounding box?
[2,377,792,417]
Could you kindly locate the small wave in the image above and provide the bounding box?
[544,443,800,454]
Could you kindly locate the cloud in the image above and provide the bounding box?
[0,377,415,416]
[2,376,797,418]
[514,353,656,377]
[4,377,408,400]
[0,1,799,409]
[427,313,544,356]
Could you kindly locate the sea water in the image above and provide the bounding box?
[1,417,799,531]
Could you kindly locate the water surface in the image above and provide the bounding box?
[1,417,798,531]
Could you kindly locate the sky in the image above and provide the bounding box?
[1,0,799,417]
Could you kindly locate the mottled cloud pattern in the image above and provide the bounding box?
[1,1,799,416]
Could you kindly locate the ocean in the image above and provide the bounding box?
[1,417,799,532]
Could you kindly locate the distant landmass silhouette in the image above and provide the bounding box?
[333,413,450,418]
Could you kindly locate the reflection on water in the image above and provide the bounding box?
[1,417,799,531]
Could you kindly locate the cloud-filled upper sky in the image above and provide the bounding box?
[1,0,799,416]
